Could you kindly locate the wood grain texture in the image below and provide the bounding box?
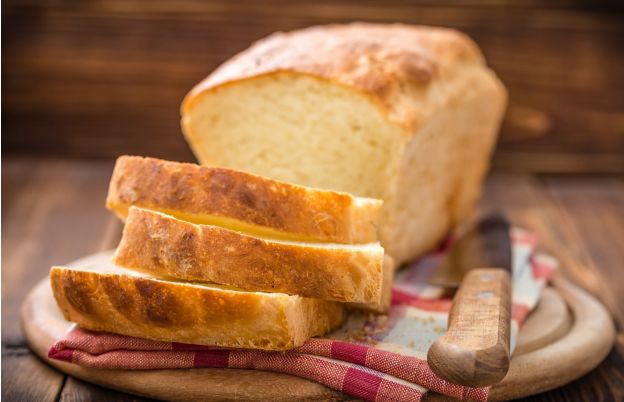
[1,348,65,402]
[2,158,121,343]
[2,157,623,400]
[58,377,157,402]
[488,273,616,400]
[514,287,571,356]
[542,176,624,329]
[428,269,511,387]
[1,157,123,402]
[3,1,624,172]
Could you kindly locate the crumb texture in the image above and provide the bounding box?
[182,23,507,264]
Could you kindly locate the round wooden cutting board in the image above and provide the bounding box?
[21,252,615,401]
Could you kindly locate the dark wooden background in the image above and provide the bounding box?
[2,0,624,173]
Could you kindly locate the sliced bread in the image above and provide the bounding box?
[50,265,344,350]
[106,155,382,244]
[113,206,384,304]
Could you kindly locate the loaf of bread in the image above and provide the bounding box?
[50,265,344,350]
[107,156,382,244]
[113,206,384,304]
[181,23,507,265]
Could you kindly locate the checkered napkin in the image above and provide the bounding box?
[48,229,557,401]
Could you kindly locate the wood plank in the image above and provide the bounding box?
[1,157,123,402]
[59,377,157,402]
[3,0,623,171]
[491,153,624,174]
[1,157,122,344]
[1,348,65,402]
[540,175,624,329]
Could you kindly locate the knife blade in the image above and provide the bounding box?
[427,214,513,387]
[430,214,512,287]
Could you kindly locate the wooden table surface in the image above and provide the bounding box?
[2,156,623,401]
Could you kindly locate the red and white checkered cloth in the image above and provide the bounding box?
[49,229,557,401]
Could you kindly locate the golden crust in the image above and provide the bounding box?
[113,207,384,304]
[106,156,381,244]
[50,266,344,350]
[182,22,484,129]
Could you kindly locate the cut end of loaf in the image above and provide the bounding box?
[182,67,506,265]
[181,23,507,265]
[182,72,404,200]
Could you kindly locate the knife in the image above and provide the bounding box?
[427,214,512,387]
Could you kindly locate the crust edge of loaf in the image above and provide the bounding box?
[50,266,345,350]
[113,207,385,304]
[107,155,382,244]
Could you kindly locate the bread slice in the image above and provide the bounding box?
[50,265,344,350]
[181,23,507,265]
[106,155,382,244]
[113,207,384,304]
[351,255,395,313]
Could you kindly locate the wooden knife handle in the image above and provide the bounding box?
[427,268,512,387]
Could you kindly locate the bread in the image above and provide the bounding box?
[113,206,384,304]
[351,254,395,313]
[106,156,382,244]
[50,265,344,350]
[181,23,507,265]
